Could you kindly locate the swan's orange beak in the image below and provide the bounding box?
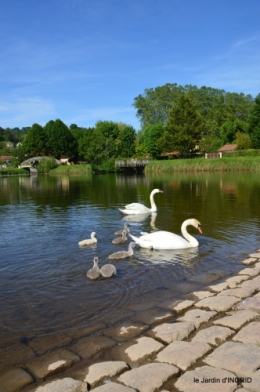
[198,225,202,234]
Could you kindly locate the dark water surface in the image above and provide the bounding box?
[1,172,260,353]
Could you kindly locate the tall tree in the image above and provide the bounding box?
[117,124,136,158]
[44,119,76,158]
[158,95,205,156]
[23,123,47,156]
[248,94,260,149]
[142,124,164,158]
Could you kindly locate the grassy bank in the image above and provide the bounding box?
[145,157,260,173]
[49,164,92,175]
[0,168,28,176]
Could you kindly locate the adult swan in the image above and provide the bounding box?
[119,189,163,215]
[129,218,202,250]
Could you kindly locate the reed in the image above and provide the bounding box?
[0,168,28,176]
[145,157,260,173]
[49,164,92,175]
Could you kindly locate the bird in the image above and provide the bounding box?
[129,219,202,250]
[112,230,128,245]
[100,263,117,278]
[108,242,136,260]
[119,189,163,215]
[86,257,100,280]
[78,232,97,246]
[115,222,130,236]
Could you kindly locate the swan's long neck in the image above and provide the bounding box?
[93,257,99,267]
[181,219,199,246]
[150,191,157,212]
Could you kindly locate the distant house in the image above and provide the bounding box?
[5,141,14,148]
[218,144,237,152]
[0,156,14,163]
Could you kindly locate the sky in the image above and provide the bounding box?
[0,0,260,131]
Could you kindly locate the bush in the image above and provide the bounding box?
[37,157,58,173]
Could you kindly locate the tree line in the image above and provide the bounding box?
[1,83,260,165]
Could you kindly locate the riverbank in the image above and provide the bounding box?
[1,251,260,392]
[145,156,260,173]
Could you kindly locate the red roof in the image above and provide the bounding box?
[218,144,237,152]
[0,156,14,160]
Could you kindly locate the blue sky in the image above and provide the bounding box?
[1,0,260,130]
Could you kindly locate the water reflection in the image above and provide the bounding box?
[122,212,158,230]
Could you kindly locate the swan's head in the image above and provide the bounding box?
[91,232,96,238]
[93,257,99,266]
[192,219,202,234]
[152,189,163,194]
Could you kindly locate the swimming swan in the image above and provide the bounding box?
[78,232,97,247]
[108,242,136,260]
[129,219,202,250]
[100,263,117,278]
[119,189,163,215]
[112,230,128,245]
[86,257,100,279]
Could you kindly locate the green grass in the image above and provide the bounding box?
[49,164,92,175]
[145,157,260,173]
[0,168,28,176]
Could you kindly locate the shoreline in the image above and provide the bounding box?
[1,251,260,391]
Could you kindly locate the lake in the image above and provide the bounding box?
[0,171,260,367]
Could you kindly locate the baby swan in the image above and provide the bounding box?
[78,232,97,247]
[100,263,117,278]
[108,242,136,260]
[86,257,100,280]
[112,230,128,245]
[115,222,130,236]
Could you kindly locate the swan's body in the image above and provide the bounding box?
[115,222,130,236]
[119,189,163,215]
[108,242,136,260]
[129,219,202,250]
[100,263,117,278]
[86,257,100,279]
[78,232,97,247]
[112,230,128,245]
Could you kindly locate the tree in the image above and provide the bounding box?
[78,129,106,164]
[44,119,77,158]
[158,95,205,156]
[235,131,252,150]
[142,124,164,158]
[248,94,260,149]
[117,125,136,157]
[95,121,120,157]
[23,123,47,156]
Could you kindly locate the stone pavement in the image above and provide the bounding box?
[1,254,260,392]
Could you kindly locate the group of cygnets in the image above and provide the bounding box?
[80,188,203,280]
[80,222,136,280]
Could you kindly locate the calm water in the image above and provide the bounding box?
[1,172,260,345]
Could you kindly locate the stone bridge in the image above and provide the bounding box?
[19,156,61,170]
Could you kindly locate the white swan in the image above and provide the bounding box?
[108,242,136,260]
[78,232,97,247]
[112,230,128,245]
[119,189,163,215]
[100,263,117,278]
[129,219,202,250]
[86,257,100,280]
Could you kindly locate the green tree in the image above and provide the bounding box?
[235,131,252,149]
[44,119,77,158]
[199,135,223,153]
[248,94,260,149]
[95,121,120,157]
[78,129,106,164]
[23,123,47,156]
[117,125,136,157]
[142,124,164,158]
[158,95,205,156]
